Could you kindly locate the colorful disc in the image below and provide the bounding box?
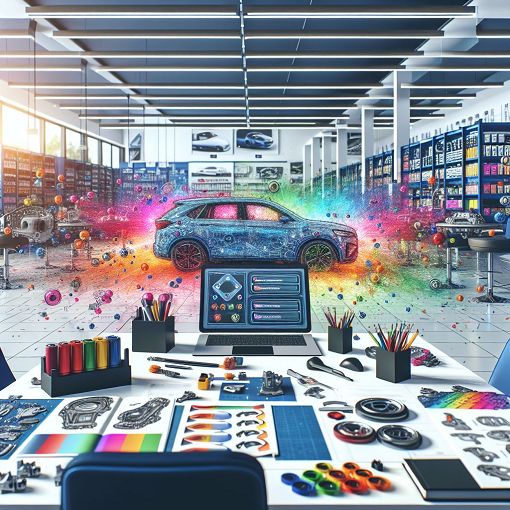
[315,462,333,473]
[327,411,345,420]
[367,476,392,492]
[342,478,367,494]
[353,469,373,479]
[334,422,376,444]
[281,473,300,486]
[292,481,315,496]
[328,470,347,483]
[302,470,323,483]
[317,480,340,496]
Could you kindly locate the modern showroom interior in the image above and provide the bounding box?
[0,0,510,508]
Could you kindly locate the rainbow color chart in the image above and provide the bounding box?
[95,434,162,452]
[22,433,163,455]
[23,434,100,455]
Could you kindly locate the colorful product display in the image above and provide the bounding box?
[418,386,510,410]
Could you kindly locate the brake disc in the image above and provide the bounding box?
[376,424,422,449]
[355,398,409,422]
[333,421,376,444]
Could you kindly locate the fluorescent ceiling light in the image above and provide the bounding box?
[357,105,462,110]
[27,5,238,19]
[88,115,349,121]
[40,95,369,101]
[410,95,475,99]
[245,6,475,19]
[100,124,326,130]
[251,106,353,110]
[0,65,81,72]
[93,65,399,73]
[476,30,510,39]
[52,30,443,40]
[0,51,241,59]
[0,30,34,39]
[53,30,240,39]
[11,83,386,91]
[246,31,443,40]
[402,83,504,89]
[247,52,422,59]
[413,66,510,72]
[65,105,246,110]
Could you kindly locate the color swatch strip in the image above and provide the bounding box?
[23,434,100,455]
[95,434,162,453]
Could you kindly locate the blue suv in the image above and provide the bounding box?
[154,198,358,272]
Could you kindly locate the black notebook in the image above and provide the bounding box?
[404,458,510,501]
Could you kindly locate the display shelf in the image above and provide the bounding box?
[43,156,56,207]
[338,162,361,194]
[63,158,76,197]
[0,147,18,213]
[365,150,393,189]
[30,154,44,206]
[17,150,32,203]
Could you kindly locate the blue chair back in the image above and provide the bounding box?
[505,219,510,239]
[489,338,510,395]
[0,348,15,390]
[62,451,267,510]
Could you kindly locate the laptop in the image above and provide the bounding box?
[194,263,321,356]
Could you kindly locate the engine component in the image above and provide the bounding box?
[59,397,114,430]
[259,371,284,397]
[476,416,510,427]
[17,461,41,479]
[113,398,170,430]
[176,391,197,404]
[355,398,409,422]
[451,433,484,445]
[0,472,26,493]
[478,464,510,481]
[442,413,471,430]
[487,430,510,442]
[377,424,423,449]
[464,447,499,463]
[333,421,377,444]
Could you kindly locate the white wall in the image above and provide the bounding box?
[375,80,510,153]
[127,126,322,164]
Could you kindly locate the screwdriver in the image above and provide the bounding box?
[287,369,335,391]
[306,357,354,382]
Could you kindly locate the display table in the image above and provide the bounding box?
[0,332,506,510]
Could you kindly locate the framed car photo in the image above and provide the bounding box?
[191,129,233,155]
[235,129,279,155]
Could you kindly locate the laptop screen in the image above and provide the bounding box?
[199,264,311,332]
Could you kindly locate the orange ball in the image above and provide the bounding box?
[476,285,485,293]
[375,265,384,274]
[141,263,149,271]
[54,195,63,205]
[79,230,90,241]
[36,169,45,179]
[428,176,436,186]
[370,274,380,284]
[422,255,430,263]
[488,229,496,237]
[3,226,12,236]
[74,239,84,250]
[456,294,464,302]
[57,175,65,183]
[352,300,357,305]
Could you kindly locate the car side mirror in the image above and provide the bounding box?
[280,215,291,223]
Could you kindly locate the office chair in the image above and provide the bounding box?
[489,338,510,396]
[0,348,15,390]
[468,220,510,302]
[62,451,267,510]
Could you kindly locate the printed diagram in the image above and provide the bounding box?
[114,398,171,430]
[59,397,114,430]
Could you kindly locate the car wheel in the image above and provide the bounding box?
[171,241,208,272]
[300,241,336,271]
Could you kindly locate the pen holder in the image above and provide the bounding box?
[328,326,352,354]
[132,310,175,353]
[376,347,411,383]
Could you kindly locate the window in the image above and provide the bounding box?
[2,105,41,152]
[87,136,99,164]
[112,146,120,168]
[101,142,112,167]
[45,121,62,156]
[204,204,239,220]
[66,129,82,160]
[246,204,282,222]
[187,205,207,219]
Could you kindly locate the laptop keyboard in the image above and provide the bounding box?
[205,334,307,346]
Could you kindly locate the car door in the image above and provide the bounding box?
[194,203,247,259]
[242,202,298,261]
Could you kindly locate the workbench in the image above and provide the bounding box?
[0,332,507,510]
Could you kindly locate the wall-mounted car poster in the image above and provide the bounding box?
[188,162,234,193]
[191,129,233,155]
[235,129,279,155]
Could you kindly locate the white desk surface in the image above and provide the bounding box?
[0,332,507,510]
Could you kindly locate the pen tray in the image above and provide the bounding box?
[132,312,175,353]
[41,348,132,397]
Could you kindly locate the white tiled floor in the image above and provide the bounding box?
[0,244,509,383]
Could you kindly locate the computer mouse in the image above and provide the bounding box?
[340,357,364,372]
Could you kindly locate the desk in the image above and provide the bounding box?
[433,222,502,290]
[0,333,507,510]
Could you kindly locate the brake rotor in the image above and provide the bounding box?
[355,398,409,422]
[333,421,376,444]
[377,424,422,449]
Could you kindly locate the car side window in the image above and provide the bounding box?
[187,205,207,219]
[202,204,239,220]
[245,204,282,222]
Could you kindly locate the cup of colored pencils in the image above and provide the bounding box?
[132,293,176,354]
[325,307,355,354]
[369,323,418,383]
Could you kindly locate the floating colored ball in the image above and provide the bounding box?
[370,274,380,284]
[427,176,436,186]
[116,178,122,185]
[3,226,12,236]
[23,197,32,206]
[36,169,45,179]
[79,230,90,241]
[73,239,84,250]
[494,212,506,223]
[432,232,446,245]
[456,294,464,302]
[54,195,63,205]
[476,285,485,293]
[69,195,79,204]
[87,191,95,199]
[44,289,62,306]
[488,229,496,237]
[36,247,46,258]
[399,185,408,193]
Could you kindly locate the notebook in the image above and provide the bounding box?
[403,459,510,501]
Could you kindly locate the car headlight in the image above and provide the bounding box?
[333,228,355,237]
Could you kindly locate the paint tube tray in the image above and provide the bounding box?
[40,348,132,397]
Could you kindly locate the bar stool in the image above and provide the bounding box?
[468,221,510,303]
[0,234,29,290]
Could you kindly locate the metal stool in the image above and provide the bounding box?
[468,222,510,303]
[0,235,29,290]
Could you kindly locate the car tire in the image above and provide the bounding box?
[171,240,208,272]
[299,240,337,271]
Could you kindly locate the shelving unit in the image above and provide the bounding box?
[338,162,361,195]
[43,156,56,207]
[366,150,393,190]
[0,147,18,213]
[400,121,510,219]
